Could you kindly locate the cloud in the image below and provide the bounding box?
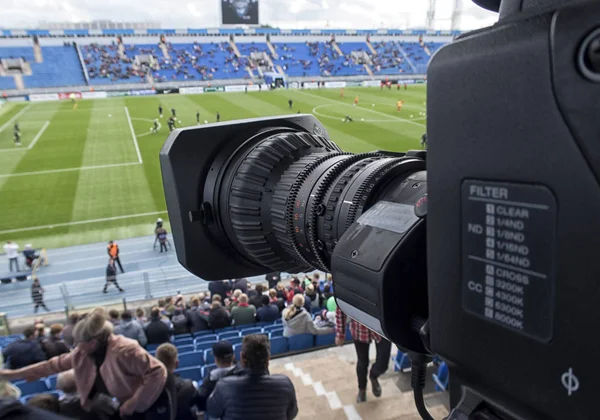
[0,0,499,29]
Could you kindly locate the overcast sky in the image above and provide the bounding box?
[3,0,498,30]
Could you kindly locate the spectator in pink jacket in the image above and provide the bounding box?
[0,308,174,420]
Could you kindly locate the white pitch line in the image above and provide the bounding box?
[28,121,50,150]
[0,210,167,235]
[0,104,32,133]
[0,161,141,179]
[124,106,143,164]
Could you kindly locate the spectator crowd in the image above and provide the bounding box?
[0,272,344,419]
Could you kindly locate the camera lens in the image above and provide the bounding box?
[211,129,424,273]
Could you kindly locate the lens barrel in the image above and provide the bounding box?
[212,130,424,273]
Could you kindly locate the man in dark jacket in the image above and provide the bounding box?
[145,307,172,345]
[41,324,70,359]
[103,258,124,293]
[265,272,281,289]
[231,278,248,294]
[187,297,210,333]
[209,302,231,330]
[209,280,231,301]
[256,296,279,323]
[2,326,46,369]
[197,341,238,411]
[248,285,264,308]
[207,334,298,420]
[171,308,190,335]
[156,343,199,420]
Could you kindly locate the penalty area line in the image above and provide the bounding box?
[124,106,143,163]
[28,121,50,150]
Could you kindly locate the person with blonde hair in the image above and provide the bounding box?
[0,308,174,419]
[282,294,334,338]
[228,289,242,310]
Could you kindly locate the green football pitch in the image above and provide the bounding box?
[0,86,427,249]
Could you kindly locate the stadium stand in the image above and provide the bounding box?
[0,33,450,91]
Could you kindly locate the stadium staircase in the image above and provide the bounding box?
[270,354,450,420]
[396,43,418,73]
[266,40,279,59]
[366,41,377,55]
[74,43,90,84]
[160,43,170,58]
[118,43,125,59]
[13,74,24,90]
[33,44,43,63]
[363,64,373,76]
[229,40,241,57]
[331,41,343,56]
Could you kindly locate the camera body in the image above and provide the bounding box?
[160,1,600,418]
[428,1,600,418]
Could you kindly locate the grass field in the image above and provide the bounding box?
[0,85,427,249]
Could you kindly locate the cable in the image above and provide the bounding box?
[410,352,435,420]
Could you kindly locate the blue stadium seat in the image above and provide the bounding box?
[177,344,194,353]
[269,329,284,338]
[174,338,193,347]
[194,339,216,352]
[393,350,412,372]
[273,319,283,325]
[204,348,214,365]
[14,379,49,395]
[233,343,242,361]
[433,362,449,392]
[228,337,243,346]
[262,325,281,333]
[175,366,202,383]
[213,327,235,334]
[178,351,204,368]
[146,343,160,352]
[270,337,288,355]
[193,331,216,340]
[240,327,263,336]
[288,334,313,351]
[201,364,217,378]
[20,390,61,404]
[46,375,57,390]
[315,333,336,346]
[218,331,240,341]
[174,333,192,340]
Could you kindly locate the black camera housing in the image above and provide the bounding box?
[428,2,600,418]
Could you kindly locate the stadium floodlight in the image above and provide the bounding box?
[160,0,600,419]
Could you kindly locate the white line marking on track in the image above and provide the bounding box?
[0,161,141,178]
[325,391,342,410]
[313,381,326,396]
[0,104,32,133]
[0,211,166,235]
[343,405,363,420]
[301,373,313,386]
[28,121,50,150]
[124,106,143,163]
